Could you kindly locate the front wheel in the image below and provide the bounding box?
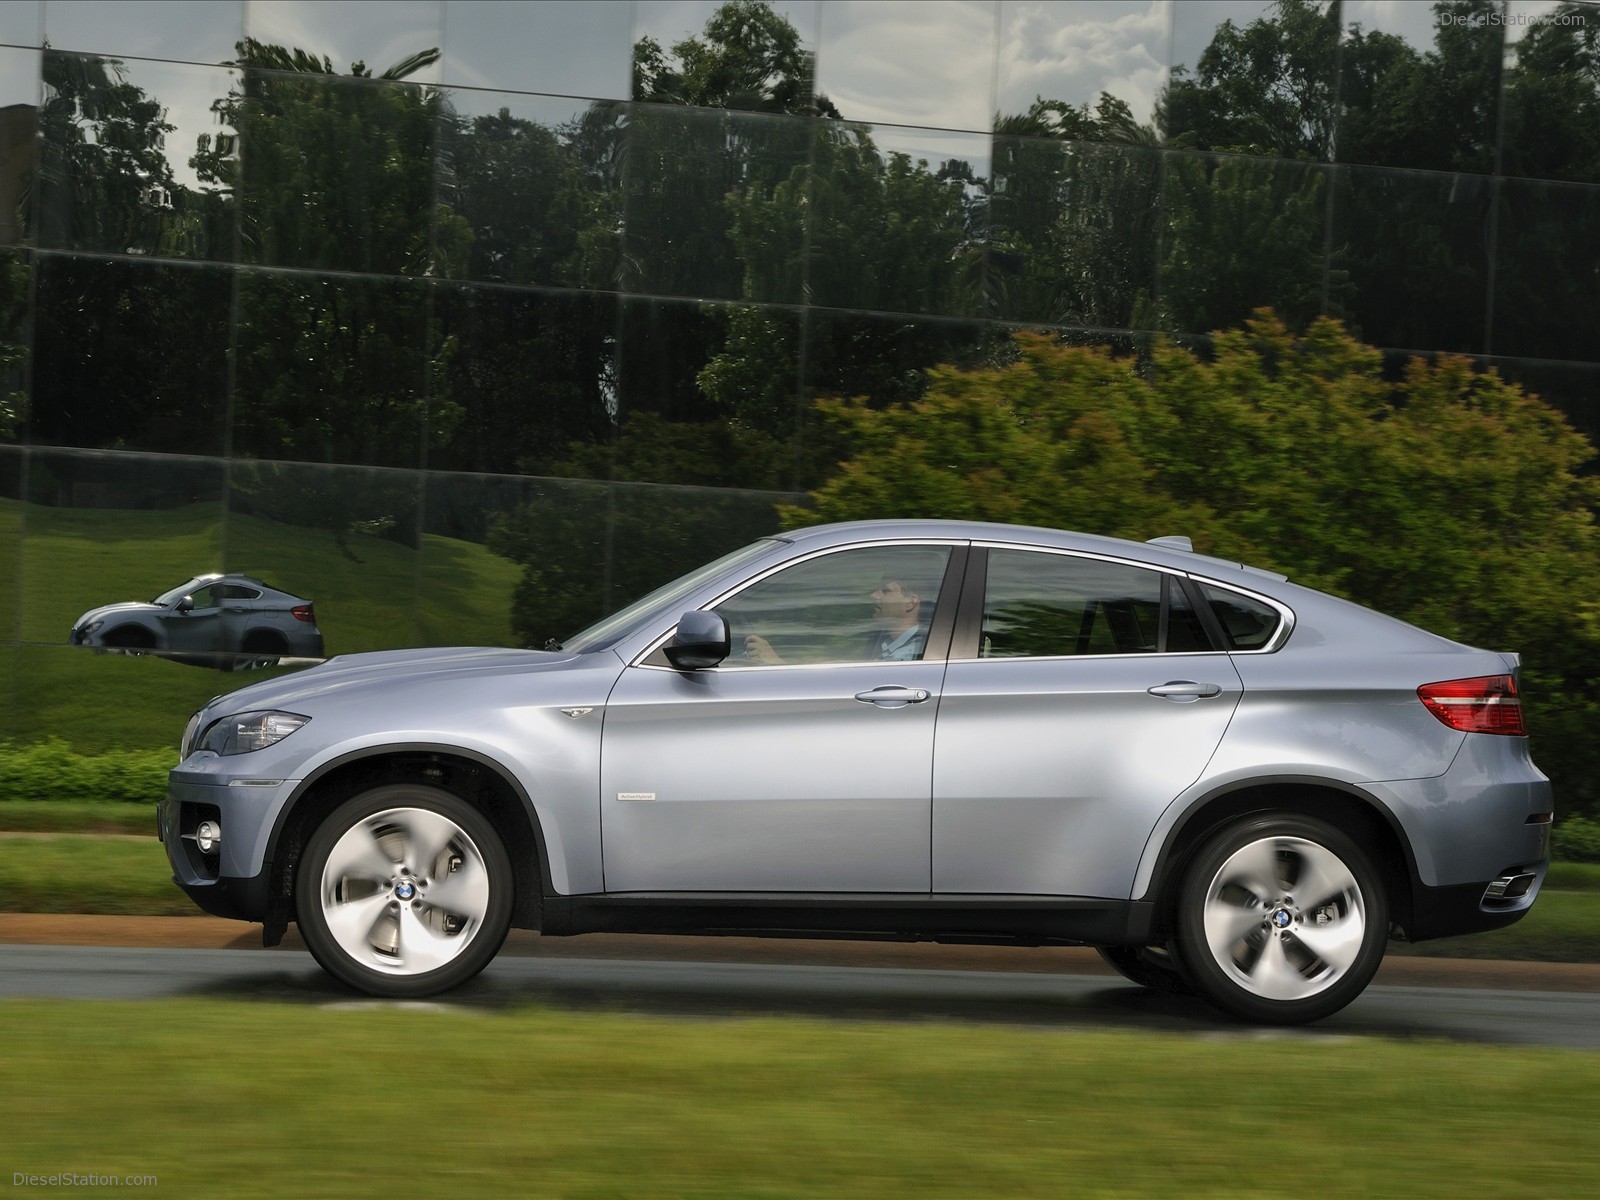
[295,784,513,997]
[1174,814,1387,1025]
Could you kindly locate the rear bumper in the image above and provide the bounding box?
[1403,859,1548,942]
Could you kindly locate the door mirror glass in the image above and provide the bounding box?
[664,610,730,670]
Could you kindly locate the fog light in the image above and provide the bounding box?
[195,820,222,854]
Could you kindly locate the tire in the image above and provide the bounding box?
[1095,944,1195,995]
[1174,814,1387,1025]
[295,784,514,998]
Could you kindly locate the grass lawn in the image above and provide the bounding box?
[0,999,1596,1198]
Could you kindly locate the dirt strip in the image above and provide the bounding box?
[2,913,1597,992]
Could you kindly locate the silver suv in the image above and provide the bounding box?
[161,521,1551,1023]
[71,573,324,669]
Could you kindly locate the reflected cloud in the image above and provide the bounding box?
[997,0,1170,125]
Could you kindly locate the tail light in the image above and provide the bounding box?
[290,603,316,624]
[1417,675,1526,736]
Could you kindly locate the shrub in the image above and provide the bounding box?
[0,739,172,806]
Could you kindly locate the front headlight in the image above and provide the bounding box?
[197,710,311,756]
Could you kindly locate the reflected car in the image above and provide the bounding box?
[71,573,324,669]
[161,521,1550,1023]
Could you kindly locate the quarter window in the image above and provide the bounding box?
[1197,583,1282,650]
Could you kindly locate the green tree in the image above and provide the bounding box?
[787,314,1600,812]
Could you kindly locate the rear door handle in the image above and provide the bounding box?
[1147,680,1223,702]
[854,685,932,708]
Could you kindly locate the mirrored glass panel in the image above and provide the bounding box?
[814,0,996,132]
[437,91,624,289]
[1156,151,1332,336]
[607,478,791,630]
[0,247,24,443]
[9,642,231,756]
[1331,163,1489,354]
[0,444,21,645]
[430,283,620,477]
[443,0,633,99]
[996,0,1170,130]
[226,459,422,656]
[1,1,41,45]
[1165,1,1337,161]
[613,301,804,489]
[245,0,443,82]
[29,256,232,455]
[800,306,999,428]
[419,470,610,650]
[614,295,722,438]
[806,122,986,317]
[34,52,237,259]
[1489,356,1600,445]
[0,59,37,245]
[623,103,811,302]
[989,135,1160,327]
[226,66,439,274]
[21,448,227,661]
[1337,0,1501,173]
[1491,176,1600,361]
[232,271,431,469]
[1499,1,1600,184]
[632,0,819,111]
[42,0,245,64]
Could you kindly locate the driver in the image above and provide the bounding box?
[742,573,928,665]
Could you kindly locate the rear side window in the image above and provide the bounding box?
[1197,583,1282,650]
[981,550,1196,658]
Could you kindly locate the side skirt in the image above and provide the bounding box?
[540,893,1155,947]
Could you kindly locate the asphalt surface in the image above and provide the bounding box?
[2,919,1597,1048]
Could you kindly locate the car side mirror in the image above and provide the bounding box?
[176,595,194,614]
[664,610,729,670]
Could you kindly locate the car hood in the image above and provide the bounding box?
[75,601,159,626]
[204,645,595,715]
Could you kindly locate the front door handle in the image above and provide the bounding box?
[854,685,932,708]
[1147,680,1223,702]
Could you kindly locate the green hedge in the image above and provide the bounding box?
[0,739,173,806]
[1552,815,1600,864]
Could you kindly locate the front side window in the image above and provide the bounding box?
[980,550,1196,658]
[714,545,952,667]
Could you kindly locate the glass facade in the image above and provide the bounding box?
[3,0,1599,754]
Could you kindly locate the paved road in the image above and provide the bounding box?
[3,944,1596,1049]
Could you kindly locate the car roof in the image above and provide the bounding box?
[773,519,1287,586]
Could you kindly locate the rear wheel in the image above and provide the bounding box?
[295,784,513,997]
[1174,814,1387,1024]
[1095,944,1195,995]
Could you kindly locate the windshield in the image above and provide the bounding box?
[151,576,214,605]
[561,539,783,654]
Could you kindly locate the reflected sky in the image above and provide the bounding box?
[998,1,1170,125]
[816,0,997,130]
[40,0,243,64]
[245,0,443,79]
[442,0,632,98]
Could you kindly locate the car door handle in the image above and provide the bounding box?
[1147,680,1223,702]
[854,686,932,707]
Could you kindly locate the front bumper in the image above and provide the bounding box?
[161,764,297,924]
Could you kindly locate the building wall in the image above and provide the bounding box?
[1,0,1597,754]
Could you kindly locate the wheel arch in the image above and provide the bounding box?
[263,744,552,941]
[1139,777,1420,940]
[239,627,290,654]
